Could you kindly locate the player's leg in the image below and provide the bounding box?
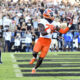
[32,38,51,74]
[32,57,43,74]
[29,38,42,64]
[29,51,38,64]
[32,46,50,74]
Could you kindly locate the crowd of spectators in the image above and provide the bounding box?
[0,0,80,52]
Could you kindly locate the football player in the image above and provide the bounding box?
[29,9,73,74]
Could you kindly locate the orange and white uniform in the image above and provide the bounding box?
[30,9,73,74]
[39,19,57,38]
[33,18,70,58]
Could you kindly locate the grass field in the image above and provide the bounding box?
[1,52,80,80]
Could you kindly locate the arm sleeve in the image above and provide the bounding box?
[59,27,69,34]
[58,18,73,34]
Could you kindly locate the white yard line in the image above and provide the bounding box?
[11,54,23,77]
[16,73,23,77]
[11,54,16,62]
[13,64,19,68]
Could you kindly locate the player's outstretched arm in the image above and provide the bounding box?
[58,27,69,34]
[38,23,51,36]
[58,19,73,34]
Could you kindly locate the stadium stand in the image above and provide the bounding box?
[0,0,80,52]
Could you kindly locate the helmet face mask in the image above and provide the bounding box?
[43,9,54,20]
[49,12,53,17]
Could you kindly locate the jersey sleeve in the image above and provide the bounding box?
[59,27,69,34]
[58,20,73,34]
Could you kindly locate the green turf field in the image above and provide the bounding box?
[1,52,80,80]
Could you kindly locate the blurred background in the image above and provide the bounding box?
[0,0,80,52]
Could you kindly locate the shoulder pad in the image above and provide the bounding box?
[38,19,47,24]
